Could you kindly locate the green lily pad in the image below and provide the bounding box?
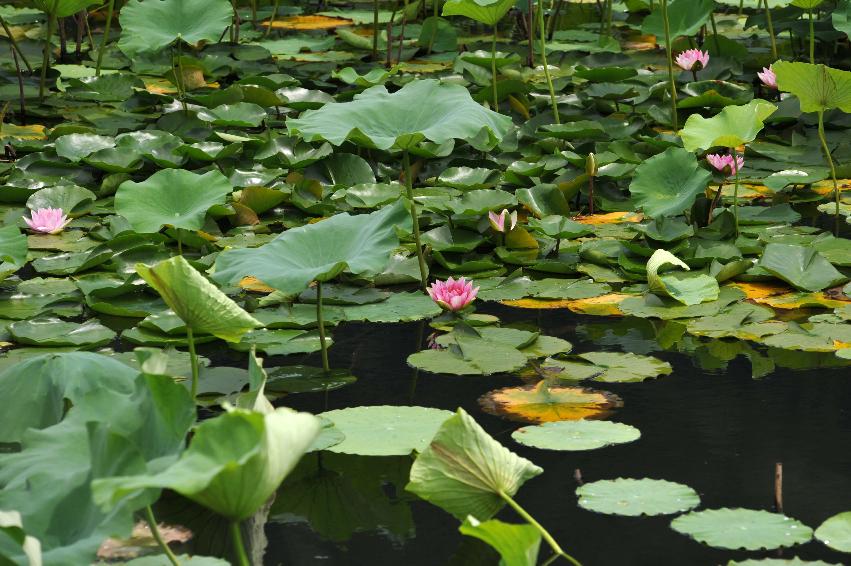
[459,517,540,566]
[814,511,851,553]
[9,318,116,347]
[671,508,813,550]
[577,478,700,516]
[511,420,640,451]
[758,244,847,292]
[629,147,711,218]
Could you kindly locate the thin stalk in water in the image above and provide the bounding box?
[1,15,33,71]
[403,150,428,292]
[709,11,721,54]
[817,110,841,236]
[707,180,724,224]
[373,0,379,59]
[732,147,741,236]
[764,0,777,60]
[39,10,58,101]
[661,0,678,130]
[316,280,330,372]
[144,506,180,566]
[491,24,499,112]
[95,0,115,76]
[536,0,560,124]
[500,490,582,566]
[10,45,26,121]
[229,521,250,566]
[264,0,280,37]
[808,7,815,63]
[186,327,199,401]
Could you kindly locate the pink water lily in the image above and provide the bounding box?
[706,153,744,176]
[427,277,479,312]
[675,49,709,72]
[758,66,777,89]
[24,207,71,234]
[488,209,518,233]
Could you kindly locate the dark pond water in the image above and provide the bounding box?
[208,304,851,566]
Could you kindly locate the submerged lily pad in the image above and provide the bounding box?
[512,420,640,451]
[671,508,813,550]
[577,478,700,516]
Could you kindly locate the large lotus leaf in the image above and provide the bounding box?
[442,0,515,25]
[814,511,851,552]
[407,331,529,376]
[115,169,233,233]
[773,61,851,113]
[641,0,715,38]
[54,133,114,162]
[511,420,640,451]
[834,1,851,39]
[629,147,711,218]
[479,382,623,424]
[647,249,720,306]
[577,478,701,516]
[136,256,261,342]
[758,243,847,292]
[459,517,541,566]
[680,99,777,151]
[287,80,512,152]
[671,508,813,550]
[213,200,411,295]
[406,408,543,521]
[93,407,321,521]
[319,406,454,456]
[118,0,233,57]
[9,318,116,347]
[33,0,102,17]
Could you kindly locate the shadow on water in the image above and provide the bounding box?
[197,303,851,566]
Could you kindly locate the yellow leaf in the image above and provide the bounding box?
[727,281,790,300]
[239,276,275,294]
[754,292,850,310]
[573,211,643,225]
[0,123,46,140]
[479,381,623,424]
[264,15,353,30]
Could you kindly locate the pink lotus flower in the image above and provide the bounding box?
[706,153,744,176]
[488,209,518,233]
[758,66,776,89]
[675,49,709,72]
[24,207,70,234]
[427,277,479,312]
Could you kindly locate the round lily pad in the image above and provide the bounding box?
[318,405,453,456]
[815,511,851,553]
[577,478,700,516]
[671,508,813,550]
[512,420,640,451]
[729,559,840,566]
[9,318,116,347]
[479,381,623,424]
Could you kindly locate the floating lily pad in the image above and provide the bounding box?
[512,420,640,451]
[577,478,700,516]
[479,381,623,424]
[814,511,851,553]
[9,318,116,348]
[671,508,813,550]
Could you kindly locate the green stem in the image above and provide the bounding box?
[316,280,330,372]
[176,41,188,113]
[661,0,678,130]
[1,15,33,72]
[732,147,740,237]
[500,491,582,566]
[536,0,560,124]
[187,327,199,401]
[764,0,777,60]
[264,0,279,38]
[403,150,428,293]
[709,11,721,54]
[817,110,840,236]
[604,0,612,38]
[144,506,181,566]
[39,11,57,101]
[491,24,499,112]
[373,0,379,59]
[229,521,250,566]
[808,8,814,63]
[95,0,115,76]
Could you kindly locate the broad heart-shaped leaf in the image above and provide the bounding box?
[406,408,543,521]
[115,169,233,234]
[33,0,102,17]
[459,517,541,566]
[758,243,848,292]
[137,256,262,342]
[442,0,516,25]
[814,511,851,552]
[287,80,512,152]
[629,147,711,218]
[117,0,233,57]
[577,478,700,516]
[93,407,321,521]
[641,0,714,38]
[671,508,813,550]
[680,99,777,151]
[647,249,720,306]
[773,61,851,113]
[213,200,411,295]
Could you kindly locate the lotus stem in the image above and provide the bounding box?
[264,0,279,37]
[764,0,777,60]
[661,0,678,130]
[536,0,560,124]
[500,490,582,566]
[808,8,814,63]
[816,110,840,236]
[144,506,181,566]
[229,521,250,566]
[1,15,33,72]
[10,45,25,122]
[372,0,379,59]
[316,280,330,372]
[491,24,499,112]
[403,150,429,293]
[708,180,724,224]
[588,175,595,215]
[709,11,721,54]
[96,0,115,76]
[547,0,563,40]
[186,327,199,401]
[732,147,741,236]
[39,10,58,101]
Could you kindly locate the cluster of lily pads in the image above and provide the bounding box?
[1,0,851,564]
